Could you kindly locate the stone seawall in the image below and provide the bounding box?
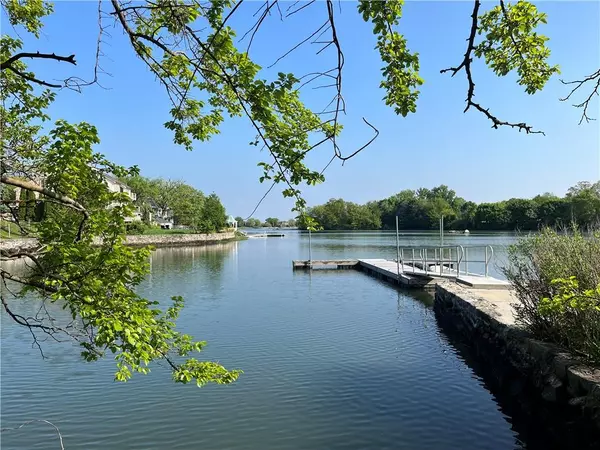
[434,282,600,449]
[123,232,236,247]
[0,232,236,253]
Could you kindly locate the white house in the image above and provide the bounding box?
[150,201,174,229]
[103,175,142,223]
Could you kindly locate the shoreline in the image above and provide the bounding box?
[434,282,600,448]
[0,231,239,253]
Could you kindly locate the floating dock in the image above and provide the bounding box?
[292,258,510,290]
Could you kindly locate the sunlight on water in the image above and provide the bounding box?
[1,231,526,449]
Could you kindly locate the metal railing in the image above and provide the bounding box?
[395,245,495,278]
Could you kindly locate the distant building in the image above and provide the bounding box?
[226,215,238,230]
[103,175,142,223]
[3,173,143,223]
[150,201,174,229]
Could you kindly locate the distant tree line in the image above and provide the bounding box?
[123,176,227,233]
[297,182,600,231]
[235,216,297,228]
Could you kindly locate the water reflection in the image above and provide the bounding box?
[2,233,533,450]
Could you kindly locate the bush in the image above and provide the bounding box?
[503,226,600,364]
[126,221,147,235]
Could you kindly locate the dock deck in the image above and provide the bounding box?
[292,258,510,290]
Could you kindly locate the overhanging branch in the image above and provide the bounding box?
[0,52,76,71]
[440,0,543,135]
[1,175,89,241]
[560,69,600,124]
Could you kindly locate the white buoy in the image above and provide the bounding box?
[464,229,470,234]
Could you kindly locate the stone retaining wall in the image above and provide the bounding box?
[0,232,236,253]
[123,231,236,247]
[434,282,600,448]
[0,238,38,253]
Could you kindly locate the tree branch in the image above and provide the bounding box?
[0,268,56,292]
[0,52,76,71]
[1,176,88,217]
[440,0,543,135]
[1,175,89,241]
[560,69,600,124]
[3,66,62,88]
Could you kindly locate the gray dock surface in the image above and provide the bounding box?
[292,258,510,290]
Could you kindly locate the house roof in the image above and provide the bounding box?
[104,174,130,189]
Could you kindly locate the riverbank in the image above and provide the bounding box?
[0,231,238,254]
[434,282,600,448]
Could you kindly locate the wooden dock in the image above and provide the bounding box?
[292,258,510,290]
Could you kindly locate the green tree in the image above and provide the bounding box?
[264,217,280,227]
[170,183,205,227]
[505,198,538,230]
[199,193,226,233]
[151,179,184,218]
[122,175,158,224]
[0,5,238,386]
[425,197,456,228]
[474,202,509,230]
[234,216,244,227]
[452,201,477,229]
[566,181,600,227]
[245,218,262,228]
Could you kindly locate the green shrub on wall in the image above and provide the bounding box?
[504,227,600,365]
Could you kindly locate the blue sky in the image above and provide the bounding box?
[3,1,599,219]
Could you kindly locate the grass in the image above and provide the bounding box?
[141,227,195,235]
[128,226,239,236]
[0,220,35,239]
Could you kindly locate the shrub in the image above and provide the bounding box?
[126,221,147,235]
[539,277,600,363]
[503,226,600,364]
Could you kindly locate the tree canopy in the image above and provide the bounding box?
[1,0,597,385]
[123,175,227,230]
[299,182,600,231]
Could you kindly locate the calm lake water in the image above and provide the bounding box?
[2,231,535,449]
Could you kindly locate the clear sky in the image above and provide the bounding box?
[3,1,599,219]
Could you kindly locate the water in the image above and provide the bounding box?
[1,231,527,449]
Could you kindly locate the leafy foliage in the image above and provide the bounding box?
[475,1,560,94]
[299,182,600,231]
[264,217,280,227]
[504,229,600,364]
[198,193,226,233]
[358,0,423,116]
[1,3,239,386]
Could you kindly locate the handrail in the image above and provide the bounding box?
[394,244,494,278]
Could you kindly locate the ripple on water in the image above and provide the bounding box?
[2,240,524,450]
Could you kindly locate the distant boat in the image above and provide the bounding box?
[464,229,470,234]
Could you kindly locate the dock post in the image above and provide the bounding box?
[395,215,400,281]
[308,229,312,269]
